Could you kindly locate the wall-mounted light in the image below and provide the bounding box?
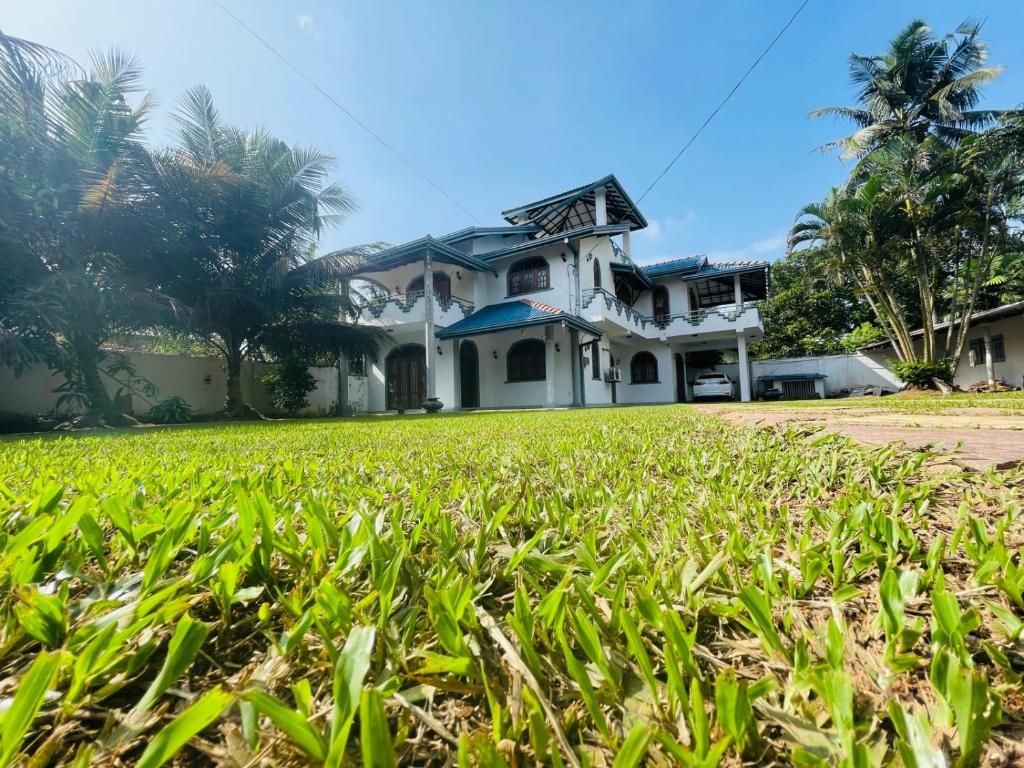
[560,319,567,329]
[555,343,561,352]
[203,374,212,386]
[437,345,443,356]
[560,253,567,263]
[394,286,400,293]
[492,350,498,359]
[456,270,462,280]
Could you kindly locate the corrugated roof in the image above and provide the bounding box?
[859,300,1024,350]
[436,300,601,339]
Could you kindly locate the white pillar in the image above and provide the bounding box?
[569,328,581,406]
[737,332,751,402]
[734,273,743,308]
[451,339,462,408]
[983,327,995,387]
[337,279,351,415]
[594,187,607,226]
[621,230,631,260]
[545,328,556,406]
[423,250,436,402]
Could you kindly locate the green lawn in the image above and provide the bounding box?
[1,407,1021,766]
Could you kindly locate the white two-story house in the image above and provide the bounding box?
[344,175,768,412]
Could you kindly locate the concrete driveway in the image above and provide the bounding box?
[701,402,1024,471]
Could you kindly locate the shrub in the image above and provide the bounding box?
[146,396,193,424]
[890,359,955,389]
[262,357,316,415]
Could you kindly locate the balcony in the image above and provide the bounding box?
[358,290,475,328]
[582,288,761,338]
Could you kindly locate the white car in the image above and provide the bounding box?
[692,372,735,400]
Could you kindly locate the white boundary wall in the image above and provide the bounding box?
[0,352,367,417]
[750,353,901,395]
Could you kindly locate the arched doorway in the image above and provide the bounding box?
[459,341,480,408]
[386,344,426,410]
[407,272,452,300]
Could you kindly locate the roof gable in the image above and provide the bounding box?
[500,174,647,236]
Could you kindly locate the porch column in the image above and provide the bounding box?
[680,351,691,402]
[423,249,436,402]
[451,338,462,409]
[621,230,632,260]
[337,279,351,415]
[679,281,691,319]
[736,331,752,402]
[569,328,581,407]
[733,273,743,308]
[983,327,996,388]
[595,187,608,226]
[545,328,556,406]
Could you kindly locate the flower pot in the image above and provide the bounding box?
[422,397,444,413]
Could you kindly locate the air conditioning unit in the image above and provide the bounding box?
[604,366,622,383]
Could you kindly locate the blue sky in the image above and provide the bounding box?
[4,1,1022,265]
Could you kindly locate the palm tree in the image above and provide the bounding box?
[153,87,384,417]
[0,31,159,424]
[812,19,1005,158]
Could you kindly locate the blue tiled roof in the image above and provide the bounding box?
[641,255,707,277]
[437,300,601,339]
[640,256,770,280]
[758,372,827,381]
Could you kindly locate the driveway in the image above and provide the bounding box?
[701,403,1024,471]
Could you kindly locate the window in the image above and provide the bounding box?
[653,286,670,324]
[591,341,601,379]
[630,351,658,384]
[407,272,451,300]
[969,335,1006,365]
[507,338,546,382]
[593,259,601,289]
[507,257,550,296]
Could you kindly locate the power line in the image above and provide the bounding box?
[211,0,481,222]
[636,0,811,204]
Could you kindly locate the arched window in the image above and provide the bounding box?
[507,338,546,382]
[407,272,451,300]
[507,257,549,296]
[653,286,670,324]
[630,351,658,384]
[593,259,602,289]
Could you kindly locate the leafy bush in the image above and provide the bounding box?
[262,357,316,415]
[890,359,955,389]
[842,322,887,353]
[145,396,193,424]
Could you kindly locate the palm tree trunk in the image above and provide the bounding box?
[70,336,134,426]
[222,339,260,419]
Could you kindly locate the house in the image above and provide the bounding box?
[343,175,769,412]
[860,300,1024,390]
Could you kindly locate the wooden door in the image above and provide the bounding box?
[386,345,426,410]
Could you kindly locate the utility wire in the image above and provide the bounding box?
[636,0,811,203]
[211,0,481,222]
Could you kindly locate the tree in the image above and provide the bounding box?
[794,19,1020,387]
[153,86,384,417]
[751,247,875,359]
[812,19,1004,158]
[0,31,160,424]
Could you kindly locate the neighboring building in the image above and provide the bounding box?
[346,174,768,412]
[860,300,1024,390]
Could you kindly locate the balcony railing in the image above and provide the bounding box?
[583,288,761,333]
[358,290,474,320]
[581,288,652,330]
